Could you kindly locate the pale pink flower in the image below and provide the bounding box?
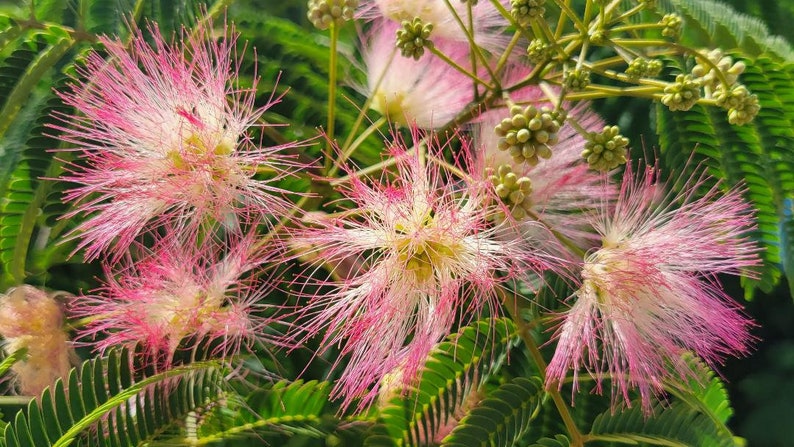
[361,0,508,50]
[53,22,304,260]
[362,20,477,129]
[71,229,276,368]
[289,129,559,411]
[0,285,75,395]
[546,163,759,411]
[475,74,614,260]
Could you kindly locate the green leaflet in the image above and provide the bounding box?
[656,53,794,297]
[586,354,737,447]
[440,376,544,447]
[0,348,223,447]
[194,379,334,444]
[663,0,794,60]
[367,318,520,447]
[529,435,571,447]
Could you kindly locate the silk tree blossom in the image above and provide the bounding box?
[70,229,277,369]
[360,0,508,50]
[52,22,305,260]
[0,285,74,395]
[289,130,560,411]
[545,164,760,411]
[362,20,476,129]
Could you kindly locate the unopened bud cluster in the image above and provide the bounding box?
[307,0,357,30]
[495,105,565,166]
[511,0,546,25]
[397,18,434,60]
[714,84,760,126]
[662,74,702,111]
[582,125,629,171]
[489,164,533,220]
[692,49,746,93]
[564,67,591,91]
[660,14,682,38]
[625,57,663,80]
[527,39,552,64]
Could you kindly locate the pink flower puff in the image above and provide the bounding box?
[71,228,278,369]
[52,21,306,260]
[546,163,760,411]
[289,129,560,411]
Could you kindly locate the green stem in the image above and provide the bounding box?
[554,0,587,34]
[339,47,397,158]
[324,23,340,172]
[495,31,522,77]
[608,3,645,25]
[328,116,388,178]
[554,0,571,40]
[443,0,499,88]
[429,46,493,89]
[500,290,584,447]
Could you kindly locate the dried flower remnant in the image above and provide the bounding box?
[546,164,759,411]
[53,22,305,260]
[71,230,276,369]
[289,130,558,411]
[0,285,74,395]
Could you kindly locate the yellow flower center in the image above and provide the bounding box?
[393,213,460,284]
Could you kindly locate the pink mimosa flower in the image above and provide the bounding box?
[362,20,477,129]
[53,22,305,260]
[71,229,276,369]
[361,0,508,50]
[546,163,760,411]
[0,285,74,395]
[290,129,559,411]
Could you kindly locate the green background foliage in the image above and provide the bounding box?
[0,0,791,446]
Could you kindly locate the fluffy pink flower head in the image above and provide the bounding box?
[71,229,276,369]
[361,0,508,49]
[545,163,760,411]
[0,285,74,395]
[53,21,304,260]
[363,20,476,129]
[290,129,559,412]
[475,75,614,259]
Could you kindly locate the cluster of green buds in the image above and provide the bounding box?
[307,0,357,30]
[661,74,702,112]
[488,164,533,221]
[582,125,629,171]
[396,17,434,60]
[660,13,683,38]
[625,57,663,80]
[527,39,552,64]
[692,49,746,93]
[564,67,591,91]
[686,49,759,125]
[714,84,760,126]
[494,105,566,166]
[511,0,547,25]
